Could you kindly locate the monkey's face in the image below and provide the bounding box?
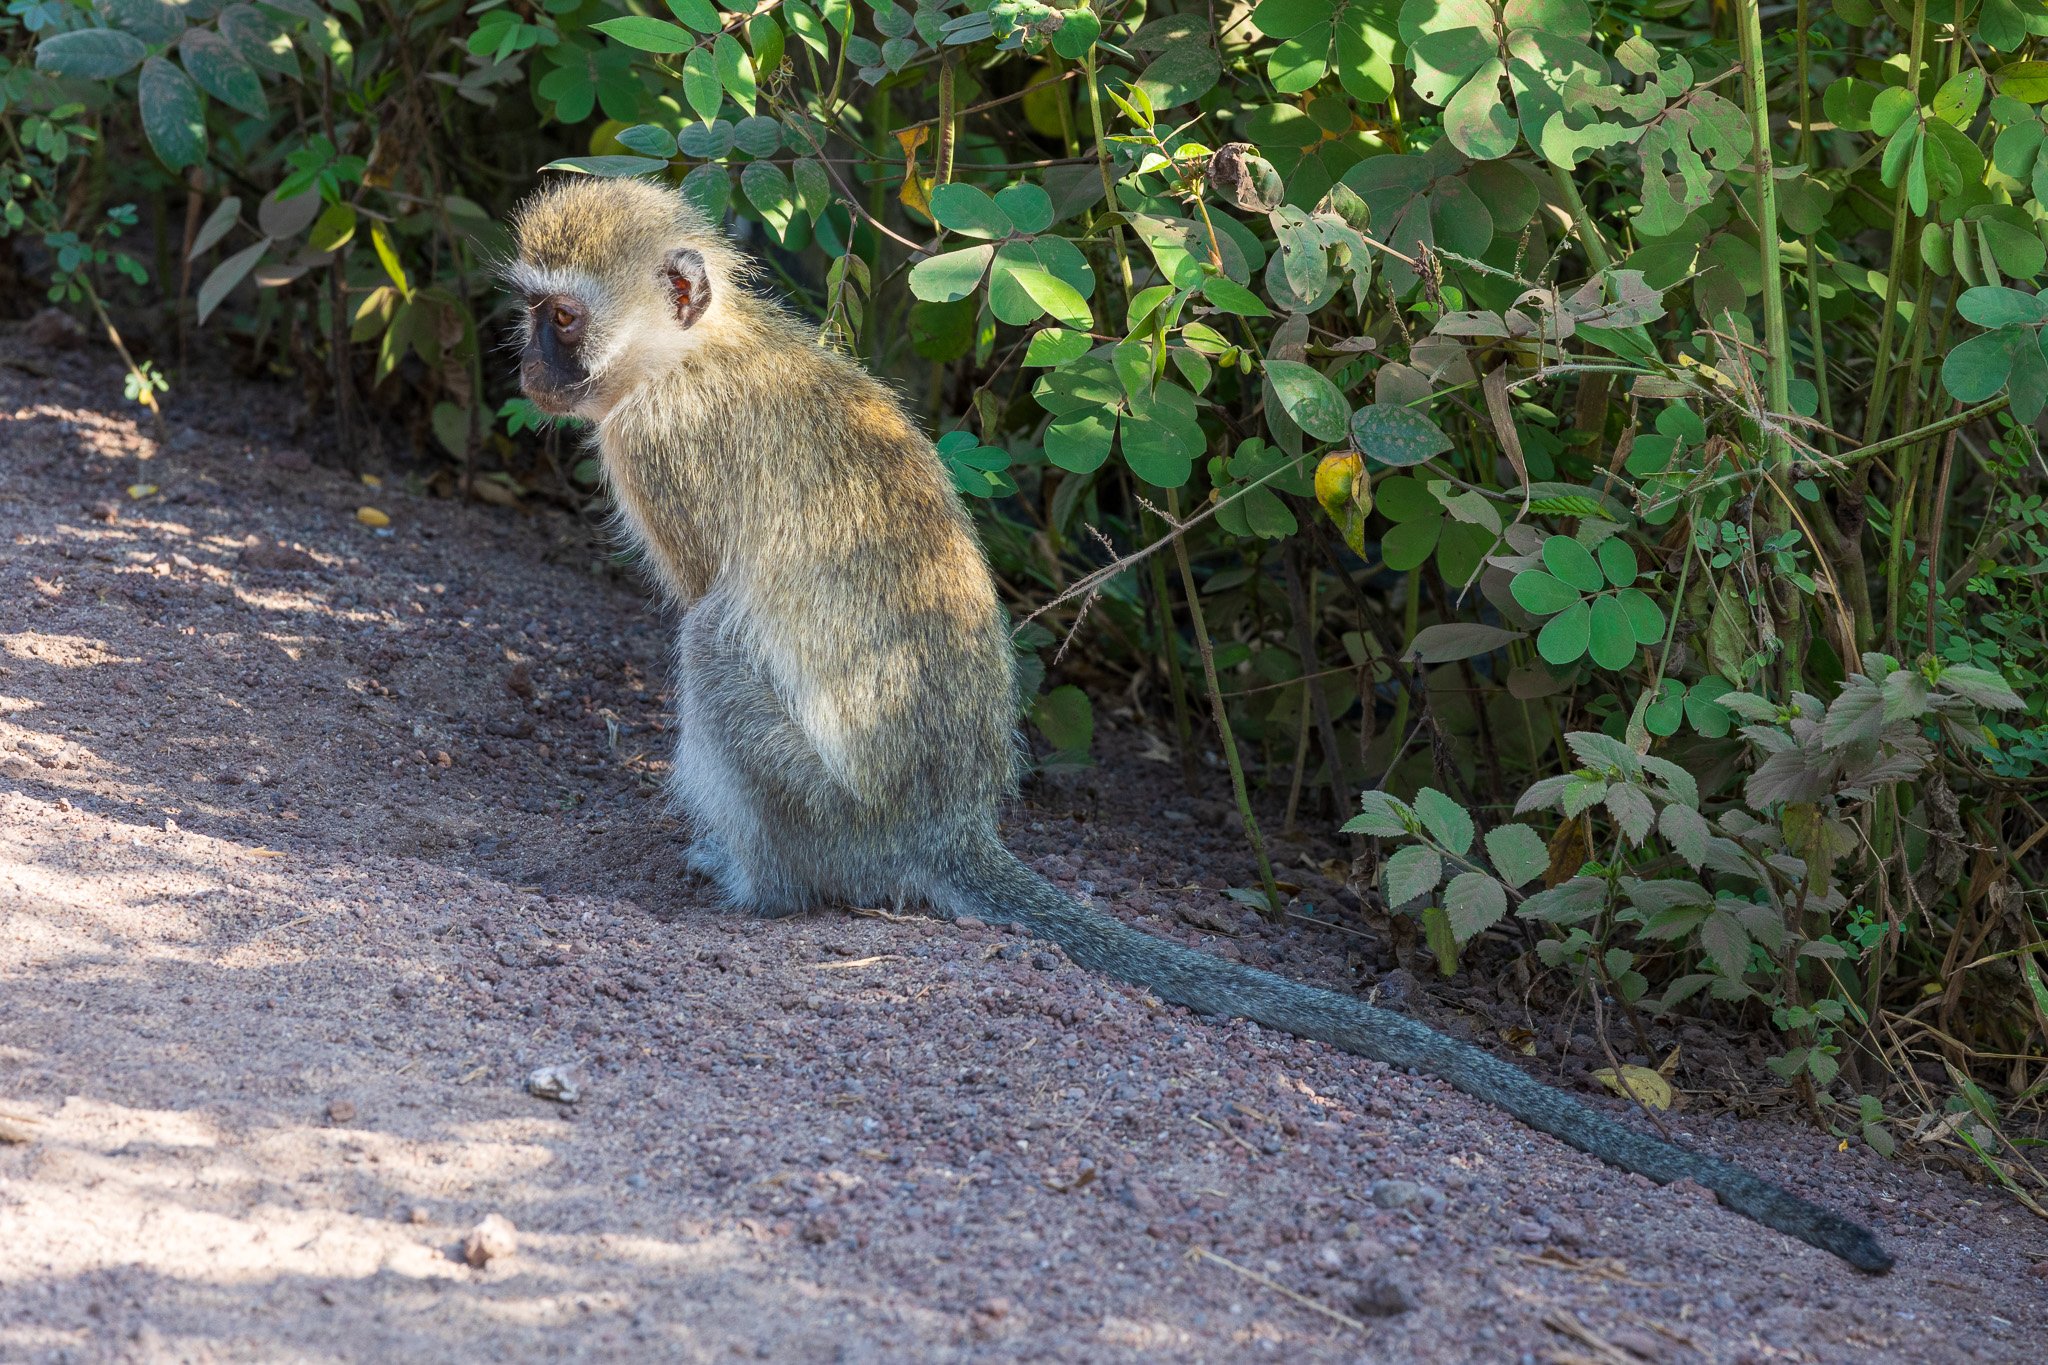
[518,292,593,416]
[512,244,717,421]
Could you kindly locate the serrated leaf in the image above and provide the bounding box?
[1413,786,1473,855]
[1343,789,1413,837]
[1484,823,1548,889]
[1939,663,2026,708]
[1444,872,1508,941]
[1605,784,1655,846]
[1383,845,1444,907]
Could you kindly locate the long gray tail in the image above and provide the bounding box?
[948,845,1894,1274]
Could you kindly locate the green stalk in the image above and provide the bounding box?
[1142,503,1199,792]
[1795,0,1837,453]
[1861,0,1930,445]
[1081,40,1134,295]
[1736,0,1791,466]
[1167,490,1282,915]
[1549,164,1614,276]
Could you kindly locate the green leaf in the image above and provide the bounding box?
[1932,68,1985,128]
[138,56,206,172]
[541,155,670,177]
[34,28,148,80]
[793,157,832,222]
[1031,684,1094,756]
[680,162,731,219]
[1422,905,1460,974]
[1542,535,1606,594]
[196,239,266,324]
[1619,587,1666,645]
[907,244,995,303]
[1264,360,1351,441]
[667,0,723,33]
[1509,569,1582,616]
[1999,60,2048,104]
[1344,789,1412,837]
[1587,594,1637,670]
[1444,871,1508,941]
[308,201,356,253]
[995,184,1054,235]
[594,16,696,53]
[1597,537,1638,587]
[1044,411,1115,473]
[1644,678,1685,737]
[1957,286,2048,327]
[683,46,724,124]
[1050,8,1101,59]
[1404,623,1523,663]
[1023,328,1092,367]
[715,32,757,115]
[1982,219,2046,281]
[1871,85,1918,137]
[1939,663,2026,709]
[1136,35,1222,110]
[1383,845,1444,907]
[1537,598,1592,665]
[740,161,795,240]
[928,184,1014,239]
[179,30,268,118]
[1349,402,1451,467]
[1202,277,1272,317]
[1413,786,1474,855]
[1381,518,1440,571]
[1661,804,1710,870]
[1684,677,1734,738]
[1942,326,2025,403]
[677,118,735,159]
[1484,823,1549,890]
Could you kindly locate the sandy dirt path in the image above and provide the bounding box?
[2,345,2043,1363]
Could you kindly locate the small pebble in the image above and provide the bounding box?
[326,1100,356,1124]
[1349,1267,1417,1317]
[527,1064,583,1104]
[464,1214,517,1267]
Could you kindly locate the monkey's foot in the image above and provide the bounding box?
[683,837,810,918]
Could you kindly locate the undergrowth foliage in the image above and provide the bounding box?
[5,2,2047,1204]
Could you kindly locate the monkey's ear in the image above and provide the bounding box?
[663,247,712,329]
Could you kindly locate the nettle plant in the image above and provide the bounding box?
[1356,654,2024,1101]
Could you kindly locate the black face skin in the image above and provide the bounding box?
[518,293,590,415]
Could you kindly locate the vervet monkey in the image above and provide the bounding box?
[505,176,1892,1273]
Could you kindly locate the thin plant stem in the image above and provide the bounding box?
[1167,489,1282,915]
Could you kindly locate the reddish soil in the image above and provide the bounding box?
[2,332,2044,1363]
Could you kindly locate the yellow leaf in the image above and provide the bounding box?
[900,172,933,217]
[370,221,412,301]
[1313,451,1366,515]
[360,473,383,487]
[1590,1065,1674,1111]
[356,506,391,528]
[126,483,157,499]
[895,126,932,218]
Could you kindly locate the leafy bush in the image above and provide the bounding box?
[5,0,2047,1197]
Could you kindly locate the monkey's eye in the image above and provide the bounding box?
[552,305,577,331]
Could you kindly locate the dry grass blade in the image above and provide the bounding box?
[1186,1248,1365,1333]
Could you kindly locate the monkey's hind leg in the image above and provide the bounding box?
[667,595,824,918]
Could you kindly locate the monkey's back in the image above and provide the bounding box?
[600,312,1021,830]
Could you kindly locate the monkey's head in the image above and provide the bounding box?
[505,176,746,420]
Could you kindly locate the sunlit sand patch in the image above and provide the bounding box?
[0,632,139,669]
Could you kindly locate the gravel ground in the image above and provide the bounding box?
[2,333,2045,1364]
